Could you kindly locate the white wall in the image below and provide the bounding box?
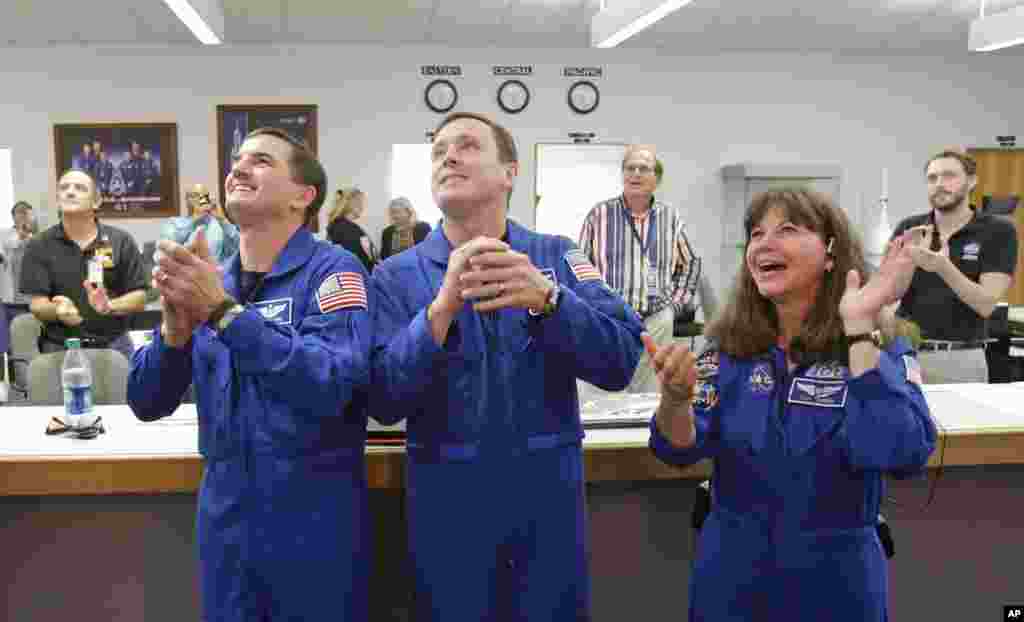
[0,44,1020,293]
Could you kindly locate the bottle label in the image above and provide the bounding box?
[64,385,94,418]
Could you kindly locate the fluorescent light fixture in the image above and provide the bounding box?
[591,0,695,48]
[162,0,225,45]
[969,3,1024,52]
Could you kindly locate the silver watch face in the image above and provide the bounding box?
[218,306,243,331]
[549,285,560,307]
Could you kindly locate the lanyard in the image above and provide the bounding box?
[623,199,655,262]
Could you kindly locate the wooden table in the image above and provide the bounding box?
[3,383,1024,496]
[3,384,1023,622]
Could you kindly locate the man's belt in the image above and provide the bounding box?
[919,339,989,352]
[640,303,670,321]
[43,334,115,349]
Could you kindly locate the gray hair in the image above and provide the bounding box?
[388,196,415,218]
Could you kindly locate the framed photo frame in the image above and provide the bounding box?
[216,104,319,225]
[53,122,179,218]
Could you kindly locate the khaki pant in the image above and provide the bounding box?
[626,306,676,393]
[578,306,676,402]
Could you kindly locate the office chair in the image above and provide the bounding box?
[0,305,30,401]
[27,348,131,406]
[673,272,720,342]
[10,312,43,361]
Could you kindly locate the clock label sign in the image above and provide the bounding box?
[420,65,462,76]
[493,65,533,76]
[563,67,603,78]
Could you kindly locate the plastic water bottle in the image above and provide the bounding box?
[62,338,97,429]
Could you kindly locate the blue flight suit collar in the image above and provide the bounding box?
[223,226,317,300]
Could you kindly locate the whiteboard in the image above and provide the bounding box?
[534,143,626,244]
[389,144,444,228]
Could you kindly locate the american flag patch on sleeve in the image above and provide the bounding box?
[564,249,602,283]
[316,272,367,313]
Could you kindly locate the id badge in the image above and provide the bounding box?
[87,257,104,286]
[645,260,658,294]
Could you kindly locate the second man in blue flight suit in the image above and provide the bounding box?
[370,112,644,621]
[128,127,373,621]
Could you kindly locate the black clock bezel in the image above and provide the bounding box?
[567,80,600,115]
[424,79,458,114]
[497,79,531,114]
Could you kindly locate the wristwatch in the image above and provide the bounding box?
[208,297,244,334]
[846,329,882,348]
[529,285,561,319]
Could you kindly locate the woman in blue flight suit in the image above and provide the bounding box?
[648,189,936,622]
[370,220,644,621]
[128,227,373,621]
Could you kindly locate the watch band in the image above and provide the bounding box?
[529,285,560,318]
[847,330,882,348]
[216,305,246,334]
[207,296,240,329]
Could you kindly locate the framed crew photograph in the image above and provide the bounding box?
[53,122,179,218]
[216,104,319,215]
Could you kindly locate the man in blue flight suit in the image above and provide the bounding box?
[128,127,373,621]
[94,150,114,198]
[140,148,160,196]
[119,141,143,196]
[74,142,96,177]
[370,112,644,621]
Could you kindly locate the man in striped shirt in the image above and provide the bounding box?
[579,144,701,393]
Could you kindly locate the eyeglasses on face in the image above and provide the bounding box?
[623,165,654,176]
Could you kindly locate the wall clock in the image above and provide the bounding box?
[497,79,530,114]
[567,80,600,115]
[424,79,458,114]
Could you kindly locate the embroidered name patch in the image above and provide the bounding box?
[317,272,367,313]
[805,362,848,380]
[253,297,293,324]
[564,249,602,283]
[787,378,848,408]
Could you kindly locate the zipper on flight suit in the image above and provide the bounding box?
[773,348,791,456]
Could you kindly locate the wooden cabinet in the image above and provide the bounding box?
[968,148,1024,305]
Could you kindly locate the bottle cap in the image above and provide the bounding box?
[65,338,81,349]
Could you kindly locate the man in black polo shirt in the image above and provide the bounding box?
[890,149,1018,383]
[20,169,147,361]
